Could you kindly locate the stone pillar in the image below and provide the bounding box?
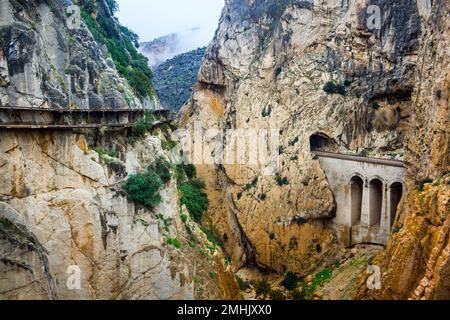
[380,183,389,235]
[346,183,352,226]
[361,178,370,227]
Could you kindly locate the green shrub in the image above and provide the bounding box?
[201,225,224,248]
[175,163,197,182]
[323,81,346,95]
[189,179,206,189]
[253,280,271,298]
[181,214,188,223]
[161,138,178,151]
[243,177,258,191]
[94,147,118,159]
[359,149,370,157]
[312,268,332,288]
[123,171,163,209]
[275,174,289,186]
[131,111,155,137]
[183,164,197,179]
[151,157,172,184]
[175,165,187,184]
[281,272,298,290]
[180,181,209,222]
[167,237,182,249]
[235,276,250,291]
[299,268,333,299]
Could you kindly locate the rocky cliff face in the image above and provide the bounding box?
[0,0,238,300]
[153,47,206,111]
[0,130,239,300]
[180,0,448,288]
[356,0,449,300]
[0,0,143,111]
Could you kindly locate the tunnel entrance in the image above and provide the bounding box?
[390,182,403,228]
[369,179,383,227]
[350,176,364,225]
[310,133,338,152]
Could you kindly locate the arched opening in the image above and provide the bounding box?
[369,179,383,226]
[350,176,364,225]
[310,133,338,152]
[390,182,403,228]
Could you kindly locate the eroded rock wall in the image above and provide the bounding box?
[0,0,141,112]
[0,0,238,300]
[356,0,449,300]
[180,0,430,274]
[0,130,238,300]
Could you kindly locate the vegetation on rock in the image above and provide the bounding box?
[123,157,173,209]
[176,163,209,222]
[79,0,155,99]
[180,181,209,223]
[123,170,163,209]
[323,81,346,95]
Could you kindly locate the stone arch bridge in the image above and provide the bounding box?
[314,151,405,246]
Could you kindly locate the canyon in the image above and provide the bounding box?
[0,0,449,300]
[180,0,449,299]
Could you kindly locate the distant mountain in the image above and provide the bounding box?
[140,28,209,67]
[152,47,206,111]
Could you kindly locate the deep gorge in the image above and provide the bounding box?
[0,0,449,300]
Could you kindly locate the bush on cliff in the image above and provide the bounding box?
[179,181,209,223]
[281,271,299,290]
[123,171,163,209]
[323,81,346,95]
[130,111,155,138]
[151,157,172,184]
[123,157,173,209]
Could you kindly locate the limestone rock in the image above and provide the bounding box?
[0,0,141,113]
[0,130,236,300]
[180,0,424,274]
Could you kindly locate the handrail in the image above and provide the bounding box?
[0,120,171,130]
[0,123,135,129]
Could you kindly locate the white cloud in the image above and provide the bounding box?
[116,0,224,43]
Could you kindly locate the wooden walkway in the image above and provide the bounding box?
[0,120,169,130]
[0,106,171,113]
[0,106,173,130]
[0,123,135,129]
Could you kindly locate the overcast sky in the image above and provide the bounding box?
[116,0,224,43]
